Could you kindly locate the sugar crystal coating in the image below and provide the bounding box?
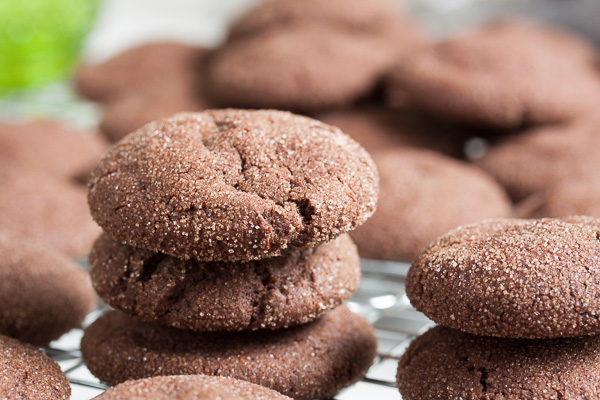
[397,325,600,399]
[81,306,376,400]
[0,334,70,399]
[407,217,600,338]
[89,233,360,331]
[88,110,378,262]
[96,375,292,400]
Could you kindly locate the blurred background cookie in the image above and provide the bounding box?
[0,169,101,256]
[475,120,600,201]
[350,148,511,261]
[206,0,425,111]
[517,176,600,219]
[316,106,468,156]
[75,42,207,102]
[0,120,107,183]
[99,77,210,142]
[0,237,95,346]
[385,19,600,129]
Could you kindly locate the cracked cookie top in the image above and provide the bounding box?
[88,109,378,262]
[89,233,359,331]
[407,216,600,339]
[397,325,600,400]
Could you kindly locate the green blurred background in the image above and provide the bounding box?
[0,0,97,96]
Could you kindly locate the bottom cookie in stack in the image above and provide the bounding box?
[82,306,375,400]
[397,326,600,399]
[82,233,377,399]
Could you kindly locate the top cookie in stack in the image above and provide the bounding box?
[88,109,378,262]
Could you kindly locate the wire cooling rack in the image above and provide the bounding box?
[44,259,434,399]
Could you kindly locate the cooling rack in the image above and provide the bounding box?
[45,259,434,399]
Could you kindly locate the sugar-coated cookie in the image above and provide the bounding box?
[0,334,70,399]
[81,306,376,400]
[397,326,600,400]
[88,110,378,262]
[95,375,292,400]
[89,233,359,331]
[407,217,600,338]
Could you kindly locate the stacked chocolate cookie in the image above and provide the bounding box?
[398,217,600,398]
[82,109,379,399]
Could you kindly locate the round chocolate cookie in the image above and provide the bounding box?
[0,334,71,399]
[0,237,95,346]
[227,0,422,41]
[207,24,409,112]
[517,176,600,219]
[99,77,210,142]
[0,120,107,182]
[386,19,600,128]
[75,42,206,102]
[316,106,467,156]
[397,325,600,400]
[407,217,600,338]
[89,233,359,331]
[349,148,511,261]
[476,120,600,201]
[96,375,292,400]
[0,169,101,256]
[81,306,376,400]
[88,110,378,262]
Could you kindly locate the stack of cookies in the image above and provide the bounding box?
[81,109,379,399]
[398,217,600,398]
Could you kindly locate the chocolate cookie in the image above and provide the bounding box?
[207,24,410,112]
[81,306,376,400]
[407,217,600,338]
[517,176,600,219]
[227,0,422,41]
[0,334,70,399]
[316,106,467,156]
[475,120,600,201]
[0,237,95,346]
[89,233,359,331]
[397,325,600,400]
[99,77,209,142]
[386,19,600,128]
[0,169,101,256]
[75,42,206,102]
[0,120,107,182]
[96,375,292,400]
[349,148,511,261]
[88,110,378,262]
